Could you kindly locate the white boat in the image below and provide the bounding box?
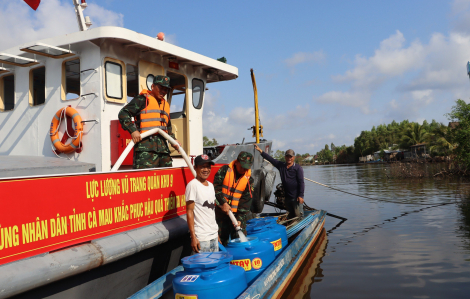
[0,1,277,298]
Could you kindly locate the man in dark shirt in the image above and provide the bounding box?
[254,145,304,219]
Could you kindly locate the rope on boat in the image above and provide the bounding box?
[265,200,347,221]
[304,177,458,206]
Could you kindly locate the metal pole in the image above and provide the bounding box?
[250,69,260,144]
[72,0,87,31]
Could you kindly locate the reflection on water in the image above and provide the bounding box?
[270,164,470,299]
[281,229,328,299]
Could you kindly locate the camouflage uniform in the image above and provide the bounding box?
[214,152,255,246]
[118,76,176,169]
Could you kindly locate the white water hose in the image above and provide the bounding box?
[110,128,195,177]
[110,128,242,231]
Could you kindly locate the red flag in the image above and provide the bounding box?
[24,0,41,11]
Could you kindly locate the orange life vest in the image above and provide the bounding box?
[222,160,252,213]
[139,90,170,133]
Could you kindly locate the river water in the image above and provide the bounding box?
[268,164,470,299]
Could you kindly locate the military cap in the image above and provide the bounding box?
[237,151,254,169]
[153,75,171,89]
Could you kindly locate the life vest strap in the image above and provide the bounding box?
[141,125,167,131]
[140,109,169,118]
[141,118,167,124]
[222,185,243,195]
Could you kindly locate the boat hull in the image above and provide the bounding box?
[128,210,327,299]
[0,166,217,298]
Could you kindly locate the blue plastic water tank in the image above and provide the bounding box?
[173,252,247,299]
[246,222,284,256]
[263,217,288,250]
[226,236,275,284]
[247,217,287,248]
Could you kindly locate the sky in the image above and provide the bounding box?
[2,0,470,154]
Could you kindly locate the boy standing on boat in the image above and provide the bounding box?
[185,155,219,253]
[214,152,254,246]
[254,145,304,219]
[118,75,181,169]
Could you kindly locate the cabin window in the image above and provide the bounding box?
[170,88,186,114]
[30,67,46,106]
[146,74,154,91]
[62,58,80,100]
[167,71,187,117]
[105,62,122,98]
[0,75,15,112]
[104,57,126,103]
[192,79,204,109]
[127,64,138,102]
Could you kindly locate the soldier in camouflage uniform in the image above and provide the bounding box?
[214,152,254,246]
[118,75,180,169]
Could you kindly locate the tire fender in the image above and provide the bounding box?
[250,169,266,213]
[264,170,277,202]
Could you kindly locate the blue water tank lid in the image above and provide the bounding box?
[227,236,259,248]
[246,222,268,233]
[247,218,266,225]
[264,217,278,224]
[181,252,233,269]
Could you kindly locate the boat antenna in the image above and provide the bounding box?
[73,0,92,31]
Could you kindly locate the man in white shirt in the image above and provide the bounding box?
[185,154,219,253]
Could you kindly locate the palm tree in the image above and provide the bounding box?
[401,123,430,148]
[428,124,454,156]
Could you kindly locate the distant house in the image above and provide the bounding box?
[359,155,374,162]
[373,150,390,161]
[373,150,405,161]
[303,156,314,163]
[410,143,427,158]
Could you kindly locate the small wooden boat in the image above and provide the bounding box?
[128,209,327,299]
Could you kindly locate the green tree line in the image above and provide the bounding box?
[206,99,470,169]
[310,99,470,166]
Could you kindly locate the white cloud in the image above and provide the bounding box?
[0,0,123,51]
[202,91,311,145]
[314,90,371,114]
[314,24,470,115]
[165,34,178,45]
[284,51,325,68]
[86,3,124,27]
[411,89,434,105]
[272,139,286,150]
[229,107,255,125]
[333,30,424,87]
[452,0,470,13]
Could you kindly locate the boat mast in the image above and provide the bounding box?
[250,69,262,143]
[73,0,92,31]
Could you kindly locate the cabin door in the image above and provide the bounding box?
[167,71,189,156]
[138,60,164,92]
[137,61,189,156]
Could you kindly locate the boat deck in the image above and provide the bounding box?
[0,155,95,178]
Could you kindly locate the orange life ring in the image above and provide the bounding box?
[50,107,83,154]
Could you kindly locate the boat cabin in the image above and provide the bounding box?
[0,26,238,172]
